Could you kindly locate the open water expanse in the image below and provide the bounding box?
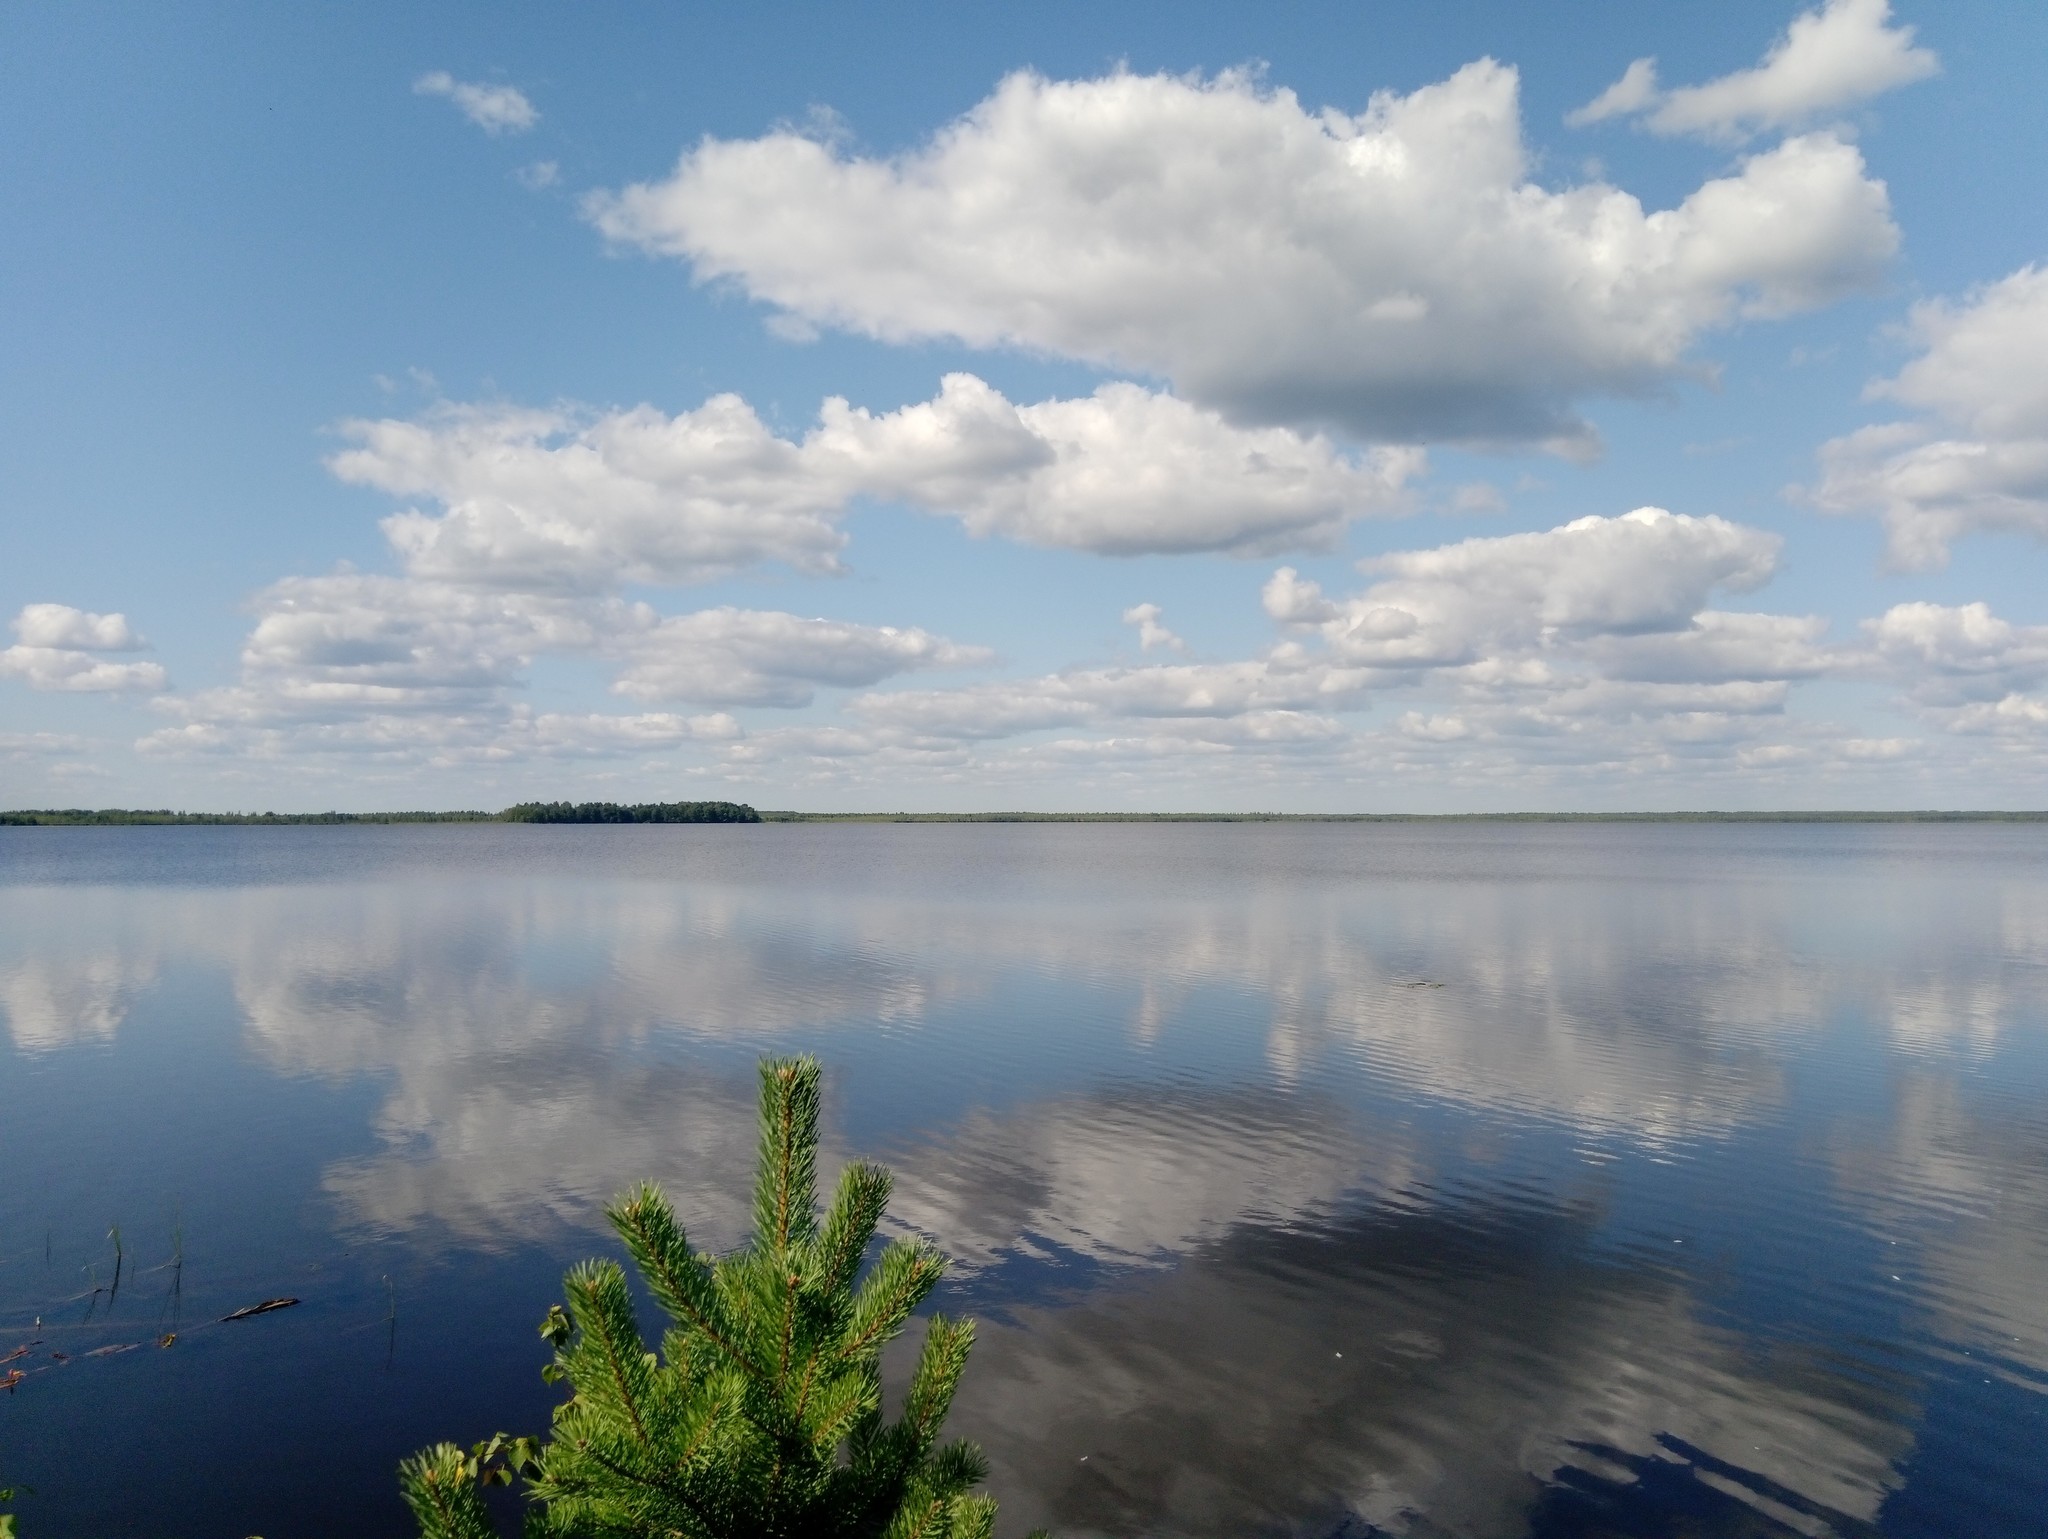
[2,822,2045,1538]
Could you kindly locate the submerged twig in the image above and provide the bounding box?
[221,1297,300,1322]
[157,1216,184,1340]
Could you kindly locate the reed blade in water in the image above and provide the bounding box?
[157,1217,184,1343]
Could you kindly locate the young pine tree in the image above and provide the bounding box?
[401,1056,1036,1539]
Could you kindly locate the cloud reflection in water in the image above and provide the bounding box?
[4,825,2046,1536]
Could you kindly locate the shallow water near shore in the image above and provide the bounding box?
[2,821,2045,1538]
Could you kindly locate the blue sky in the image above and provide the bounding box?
[4,0,2046,811]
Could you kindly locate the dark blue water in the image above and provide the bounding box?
[2,823,2044,1538]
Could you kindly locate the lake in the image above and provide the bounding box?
[1,822,2044,1538]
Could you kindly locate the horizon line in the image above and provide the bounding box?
[6,806,2048,826]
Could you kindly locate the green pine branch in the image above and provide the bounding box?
[400,1055,1044,1539]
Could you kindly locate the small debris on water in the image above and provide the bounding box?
[83,1343,138,1358]
[1392,979,1445,988]
[222,1298,300,1322]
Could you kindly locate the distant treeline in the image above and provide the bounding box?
[757,809,2048,824]
[0,801,760,826]
[0,808,494,826]
[6,805,2043,827]
[499,801,760,824]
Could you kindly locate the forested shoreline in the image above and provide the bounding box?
[3,806,2044,826]
[0,801,760,826]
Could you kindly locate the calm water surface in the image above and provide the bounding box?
[2,823,2045,1537]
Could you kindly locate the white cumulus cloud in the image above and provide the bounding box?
[1571,0,1938,142]
[814,375,1419,555]
[681,502,2044,791]
[847,509,1817,756]
[1566,59,1662,129]
[1866,602,2048,734]
[0,731,87,758]
[848,656,1363,743]
[1122,604,1187,654]
[1810,265,2048,568]
[413,71,538,135]
[142,573,983,761]
[613,608,990,707]
[333,400,853,592]
[12,603,147,651]
[0,604,165,693]
[337,378,1419,585]
[1282,508,1783,670]
[590,61,1898,445]
[230,575,594,714]
[513,710,742,758]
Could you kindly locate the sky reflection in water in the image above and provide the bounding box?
[1,823,2045,1538]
